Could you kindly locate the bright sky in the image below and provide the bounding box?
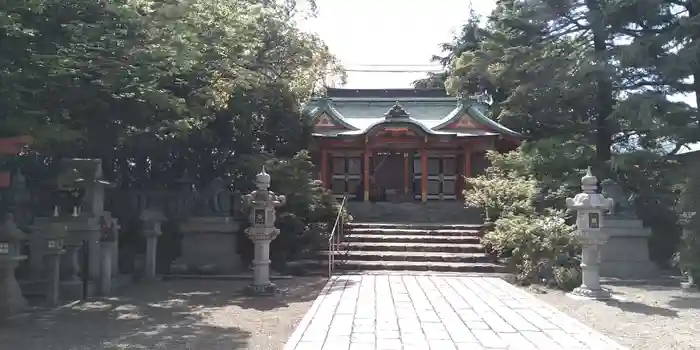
[299,0,495,88]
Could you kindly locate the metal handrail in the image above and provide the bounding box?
[328,196,347,277]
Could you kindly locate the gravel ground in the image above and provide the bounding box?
[528,279,700,350]
[0,277,328,350]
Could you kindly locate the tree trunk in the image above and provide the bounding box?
[585,0,614,175]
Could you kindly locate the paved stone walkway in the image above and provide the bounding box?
[284,274,627,350]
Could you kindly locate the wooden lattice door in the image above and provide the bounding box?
[330,156,362,199]
[413,154,457,200]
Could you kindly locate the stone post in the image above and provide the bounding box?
[99,242,112,295]
[244,167,285,295]
[141,208,165,281]
[0,214,29,315]
[100,211,120,276]
[679,212,698,291]
[98,211,119,295]
[566,167,614,300]
[44,236,65,306]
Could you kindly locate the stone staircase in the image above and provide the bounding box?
[346,201,483,224]
[324,222,503,273]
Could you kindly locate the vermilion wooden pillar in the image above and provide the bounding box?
[420,148,428,202]
[463,148,472,199]
[464,149,472,178]
[320,150,328,188]
[363,148,370,202]
[403,153,409,195]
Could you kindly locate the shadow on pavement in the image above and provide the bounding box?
[0,277,327,349]
[230,276,355,311]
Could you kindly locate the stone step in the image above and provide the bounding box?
[338,241,484,253]
[333,260,504,273]
[346,227,482,236]
[319,250,490,263]
[343,234,481,244]
[287,259,503,274]
[346,222,484,230]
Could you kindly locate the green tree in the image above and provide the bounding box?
[441,0,699,264]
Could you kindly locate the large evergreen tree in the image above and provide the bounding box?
[434,0,700,263]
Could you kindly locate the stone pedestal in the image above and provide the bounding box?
[0,216,29,315]
[246,236,278,295]
[99,213,120,276]
[60,218,101,283]
[144,234,159,280]
[572,239,611,299]
[179,217,240,274]
[99,241,115,295]
[141,209,165,281]
[600,218,657,279]
[681,274,698,291]
[59,241,83,299]
[0,255,28,316]
[28,234,47,279]
[60,241,81,282]
[44,249,64,306]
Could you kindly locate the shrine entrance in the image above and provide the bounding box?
[370,151,410,202]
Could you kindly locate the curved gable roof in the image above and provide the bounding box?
[304,97,358,131]
[306,89,522,139]
[431,97,522,138]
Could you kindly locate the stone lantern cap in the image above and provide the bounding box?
[255,166,271,190]
[566,167,613,211]
[140,208,166,223]
[0,214,27,242]
[0,214,27,255]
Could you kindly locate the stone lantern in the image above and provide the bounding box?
[244,167,285,295]
[566,167,614,300]
[141,208,166,281]
[0,214,29,315]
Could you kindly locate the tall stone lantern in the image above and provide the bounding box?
[566,167,614,300]
[0,214,29,315]
[244,167,285,295]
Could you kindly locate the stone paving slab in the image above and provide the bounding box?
[284,274,627,350]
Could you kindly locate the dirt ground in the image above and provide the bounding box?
[0,277,329,350]
[529,279,700,350]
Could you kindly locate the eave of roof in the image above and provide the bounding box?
[306,90,522,139]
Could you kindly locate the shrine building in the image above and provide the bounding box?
[305,88,522,202]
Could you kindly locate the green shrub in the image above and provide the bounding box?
[553,265,582,291]
[464,150,538,222]
[674,166,700,283]
[483,210,578,285]
[464,148,584,289]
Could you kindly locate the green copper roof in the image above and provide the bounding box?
[305,89,522,139]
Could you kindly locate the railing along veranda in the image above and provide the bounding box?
[328,196,347,277]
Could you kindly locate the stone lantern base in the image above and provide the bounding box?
[568,286,612,300]
[0,255,29,315]
[244,282,286,296]
[681,274,698,292]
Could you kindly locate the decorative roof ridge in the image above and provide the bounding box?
[325,88,449,99]
[326,97,458,102]
[384,101,411,120]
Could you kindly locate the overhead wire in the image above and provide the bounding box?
[343,64,446,73]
